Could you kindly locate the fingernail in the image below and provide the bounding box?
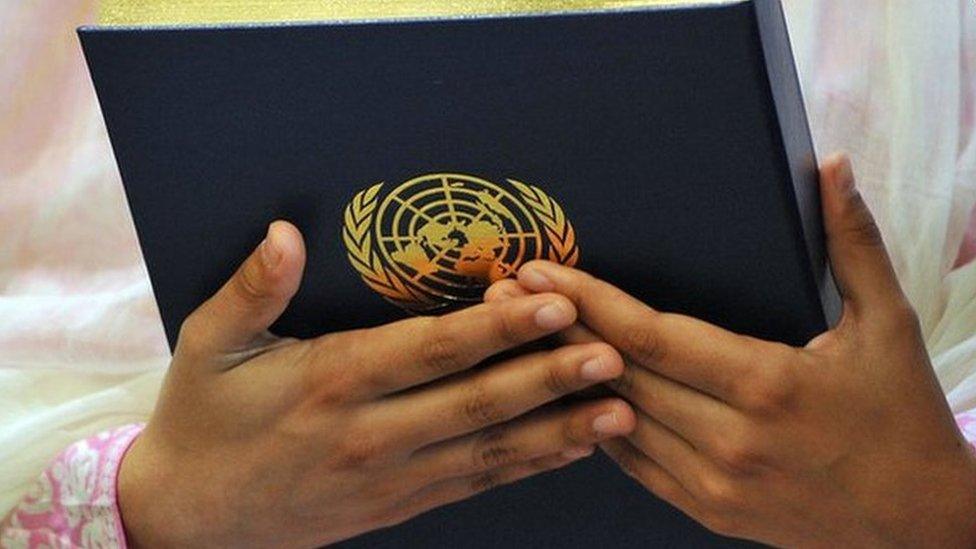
[535,300,574,330]
[580,356,615,381]
[520,267,555,292]
[593,411,625,435]
[260,224,284,269]
[561,446,595,460]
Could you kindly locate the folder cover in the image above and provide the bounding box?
[80,1,839,546]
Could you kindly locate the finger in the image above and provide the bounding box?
[487,279,604,348]
[625,413,714,493]
[408,398,635,481]
[819,154,907,315]
[352,292,577,396]
[484,279,528,302]
[486,279,602,350]
[377,342,630,446]
[179,221,306,361]
[610,366,740,459]
[516,261,785,403]
[399,452,583,523]
[484,280,613,401]
[601,439,700,520]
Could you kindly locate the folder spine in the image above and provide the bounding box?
[753,0,842,329]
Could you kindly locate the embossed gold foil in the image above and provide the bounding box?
[99,0,724,25]
[343,174,578,313]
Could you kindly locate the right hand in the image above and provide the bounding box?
[118,221,636,548]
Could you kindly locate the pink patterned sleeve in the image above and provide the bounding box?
[0,424,145,549]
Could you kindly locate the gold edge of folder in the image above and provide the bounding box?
[99,0,732,26]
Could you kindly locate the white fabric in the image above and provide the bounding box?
[786,1,976,410]
[0,0,169,514]
[0,0,974,514]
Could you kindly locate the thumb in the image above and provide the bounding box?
[819,154,905,317]
[180,220,306,358]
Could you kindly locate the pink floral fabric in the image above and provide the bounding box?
[0,424,144,549]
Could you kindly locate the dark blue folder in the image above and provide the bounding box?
[80,1,838,546]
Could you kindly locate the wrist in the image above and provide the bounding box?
[934,446,976,548]
[118,432,164,548]
[118,429,203,548]
[873,443,976,548]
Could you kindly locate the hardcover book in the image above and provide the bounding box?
[79,0,839,546]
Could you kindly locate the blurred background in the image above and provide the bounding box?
[1,0,974,514]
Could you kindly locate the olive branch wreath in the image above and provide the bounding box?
[342,178,579,312]
[342,182,435,312]
[507,178,580,267]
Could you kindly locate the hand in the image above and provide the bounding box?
[118,221,636,548]
[487,155,976,548]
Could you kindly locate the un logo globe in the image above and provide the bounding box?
[343,173,579,314]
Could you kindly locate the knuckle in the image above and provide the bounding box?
[699,476,742,514]
[607,366,637,395]
[461,382,506,428]
[883,301,922,336]
[562,417,595,448]
[714,436,764,474]
[421,323,467,376]
[473,427,520,469]
[543,360,574,396]
[561,415,590,447]
[470,471,501,493]
[844,199,885,249]
[334,430,387,470]
[308,368,351,406]
[526,454,559,471]
[490,304,525,346]
[623,324,668,367]
[235,260,270,302]
[652,479,686,504]
[302,336,356,403]
[739,361,796,415]
[176,313,199,341]
[175,313,209,360]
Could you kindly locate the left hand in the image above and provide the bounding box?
[485,154,976,547]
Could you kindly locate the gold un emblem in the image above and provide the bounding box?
[342,173,579,313]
